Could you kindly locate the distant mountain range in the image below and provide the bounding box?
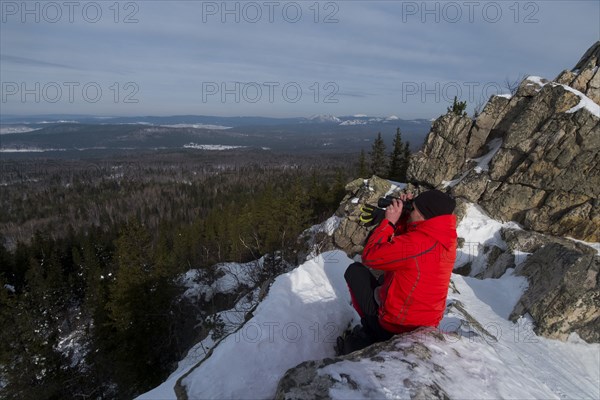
[0,113,431,127]
[0,114,432,157]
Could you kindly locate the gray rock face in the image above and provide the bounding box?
[323,175,432,257]
[510,243,600,342]
[331,176,391,256]
[407,113,474,187]
[275,329,453,400]
[501,227,596,255]
[499,228,599,343]
[330,176,424,257]
[407,41,600,242]
[555,41,600,104]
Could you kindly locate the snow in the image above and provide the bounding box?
[565,237,600,255]
[339,115,403,125]
[455,203,521,276]
[495,93,513,99]
[526,75,599,117]
[183,143,246,150]
[441,173,468,189]
[321,270,599,400]
[321,216,342,236]
[441,275,599,399]
[56,328,87,369]
[304,215,342,237]
[181,250,356,399]
[384,180,407,197]
[526,75,548,88]
[137,288,261,400]
[339,119,368,126]
[442,139,503,188]
[147,204,599,400]
[561,84,600,117]
[318,206,597,399]
[309,114,341,123]
[0,126,42,135]
[0,147,67,153]
[161,124,232,130]
[455,270,527,319]
[39,120,79,124]
[182,259,262,302]
[470,138,503,173]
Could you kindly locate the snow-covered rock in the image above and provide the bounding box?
[276,272,598,399]
[409,41,600,243]
[140,191,599,399]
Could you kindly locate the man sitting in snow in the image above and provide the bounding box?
[338,189,457,354]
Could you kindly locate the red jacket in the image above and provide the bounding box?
[362,215,457,333]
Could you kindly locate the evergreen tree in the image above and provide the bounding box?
[357,149,368,178]
[105,219,177,393]
[401,141,411,181]
[448,96,468,117]
[1,242,76,400]
[370,132,388,178]
[332,169,347,204]
[0,156,357,398]
[276,181,305,258]
[388,128,406,182]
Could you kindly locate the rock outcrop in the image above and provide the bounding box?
[275,329,453,400]
[408,41,600,242]
[331,176,391,256]
[510,242,599,342]
[308,44,600,350]
[555,41,600,104]
[330,176,423,257]
[274,296,528,399]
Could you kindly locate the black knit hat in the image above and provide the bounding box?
[413,190,456,220]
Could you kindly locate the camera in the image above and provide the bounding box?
[377,195,414,213]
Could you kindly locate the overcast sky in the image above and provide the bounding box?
[1,0,598,119]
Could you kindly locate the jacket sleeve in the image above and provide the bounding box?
[362,219,433,271]
[394,213,410,235]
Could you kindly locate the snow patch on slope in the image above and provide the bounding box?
[181,251,356,399]
[455,203,522,276]
[137,288,261,400]
[471,138,502,173]
[441,139,503,188]
[526,75,600,117]
[181,259,263,302]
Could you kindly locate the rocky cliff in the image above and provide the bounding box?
[408,41,600,242]
[321,43,600,344]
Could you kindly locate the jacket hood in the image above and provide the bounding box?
[409,214,457,250]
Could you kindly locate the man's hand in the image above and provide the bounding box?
[385,198,403,225]
[384,193,414,226]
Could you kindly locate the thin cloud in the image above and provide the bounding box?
[0,54,79,71]
[0,0,598,118]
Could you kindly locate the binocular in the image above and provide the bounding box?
[377,195,414,213]
[359,195,414,225]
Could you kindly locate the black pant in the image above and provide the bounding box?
[344,262,394,342]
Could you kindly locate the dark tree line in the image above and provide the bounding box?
[0,151,352,399]
[358,128,411,181]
